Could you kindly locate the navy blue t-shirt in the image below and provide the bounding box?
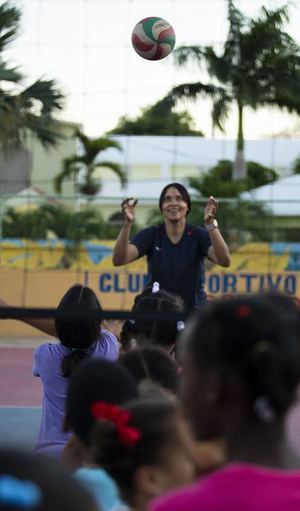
[131,223,211,311]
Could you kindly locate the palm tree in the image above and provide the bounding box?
[158,1,300,180]
[54,130,127,196]
[0,2,64,154]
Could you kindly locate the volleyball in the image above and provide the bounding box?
[131,17,176,61]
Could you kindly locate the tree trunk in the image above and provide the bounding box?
[233,103,247,180]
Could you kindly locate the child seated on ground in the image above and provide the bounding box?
[151,293,300,511]
[89,397,195,511]
[64,356,194,511]
[63,357,138,510]
[120,283,185,358]
[33,284,119,457]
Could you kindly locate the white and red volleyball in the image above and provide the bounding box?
[131,17,176,61]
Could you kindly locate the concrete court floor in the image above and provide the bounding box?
[1,339,300,455]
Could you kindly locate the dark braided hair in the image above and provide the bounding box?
[187,293,300,418]
[120,347,179,393]
[131,288,185,350]
[119,285,155,352]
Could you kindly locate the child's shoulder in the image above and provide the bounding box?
[33,341,62,377]
[34,341,63,359]
[99,328,117,341]
[97,328,119,347]
[94,329,119,361]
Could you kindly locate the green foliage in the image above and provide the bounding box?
[2,204,139,241]
[108,101,203,136]
[2,204,139,267]
[0,2,64,153]
[188,160,278,198]
[3,206,53,239]
[54,130,126,195]
[292,157,300,174]
[0,2,20,52]
[186,159,276,243]
[203,200,273,243]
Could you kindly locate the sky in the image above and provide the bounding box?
[6,0,300,139]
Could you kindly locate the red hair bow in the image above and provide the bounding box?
[90,401,141,447]
[235,305,251,318]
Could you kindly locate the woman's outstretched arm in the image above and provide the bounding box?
[112,198,139,266]
[0,298,56,336]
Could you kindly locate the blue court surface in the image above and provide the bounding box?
[0,345,42,450]
[0,406,41,449]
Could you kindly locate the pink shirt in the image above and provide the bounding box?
[150,463,300,511]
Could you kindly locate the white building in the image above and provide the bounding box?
[88,136,300,222]
[3,136,300,224]
[241,174,300,217]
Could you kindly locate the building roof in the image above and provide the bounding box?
[93,136,300,202]
[105,136,300,170]
[241,174,300,216]
[3,187,65,210]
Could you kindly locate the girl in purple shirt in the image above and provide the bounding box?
[32,284,119,457]
[152,293,300,511]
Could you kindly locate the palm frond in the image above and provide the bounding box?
[76,131,122,164]
[223,1,245,64]
[246,5,293,60]
[93,161,127,188]
[74,129,89,148]
[84,137,121,163]
[18,79,64,115]
[171,82,226,104]
[258,91,300,115]
[203,46,231,84]
[259,5,289,27]
[151,95,177,114]
[173,45,205,68]
[0,61,22,83]
[0,2,21,52]
[54,155,84,193]
[212,93,231,131]
[23,114,65,148]
[227,0,245,31]
[0,78,65,153]
[153,82,226,121]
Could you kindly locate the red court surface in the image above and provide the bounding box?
[0,347,42,406]
[1,344,300,454]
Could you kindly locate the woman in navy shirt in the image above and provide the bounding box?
[113,183,231,310]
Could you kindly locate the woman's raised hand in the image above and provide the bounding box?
[204,196,218,225]
[121,198,138,223]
